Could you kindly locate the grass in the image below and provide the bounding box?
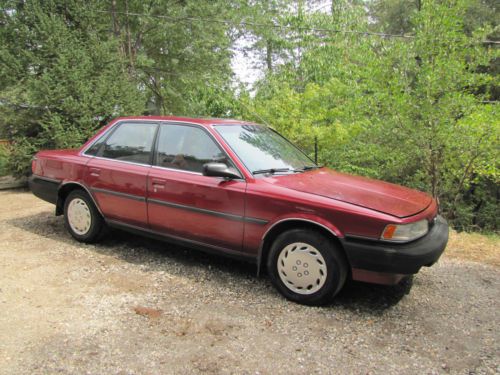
[445,230,500,267]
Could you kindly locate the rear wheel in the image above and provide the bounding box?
[64,190,105,243]
[267,228,347,305]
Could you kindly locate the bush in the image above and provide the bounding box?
[0,143,8,177]
[0,0,145,177]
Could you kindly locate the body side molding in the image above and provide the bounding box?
[90,187,146,202]
[148,198,268,225]
[106,218,255,262]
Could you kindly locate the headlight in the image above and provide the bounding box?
[381,219,429,242]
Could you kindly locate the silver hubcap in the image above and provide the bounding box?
[67,198,91,235]
[277,242,328,295]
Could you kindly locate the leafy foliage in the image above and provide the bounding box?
[0,0,498,231]
[238,0,499,231]
[0,143,8,176]
[107,0,238,115]
[0,0,145,175]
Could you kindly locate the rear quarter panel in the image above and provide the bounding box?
[34,149,89,183]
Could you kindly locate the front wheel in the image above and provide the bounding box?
[267,228,347,305]
[64,190,105,243]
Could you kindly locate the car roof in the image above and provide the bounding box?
[113,116,260,127]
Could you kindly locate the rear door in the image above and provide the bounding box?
[147,123,247,251]
[85,121,158,227]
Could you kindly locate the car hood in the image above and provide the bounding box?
[265,168,432,218]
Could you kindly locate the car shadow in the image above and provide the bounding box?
[8,211,413,312]
[100,227,258,278]
[332,276,414,313]
[7,211,257,282]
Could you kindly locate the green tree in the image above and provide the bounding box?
[241,0,499,231]
[0,0,145,176]
[368,0,499,38]
[107,0,239,115]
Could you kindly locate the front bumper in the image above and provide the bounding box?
[342,215,449,279]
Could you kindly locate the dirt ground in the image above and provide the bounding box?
[0,189,498,374]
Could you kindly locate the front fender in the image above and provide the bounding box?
[262,213,343,239]
[256,213,343,275]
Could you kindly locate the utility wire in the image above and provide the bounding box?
[3,7,497,43]
[94,9,413,39]
[94,9,500,44]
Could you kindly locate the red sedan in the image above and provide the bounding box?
[29,116,448,305]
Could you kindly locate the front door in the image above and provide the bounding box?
[147,123,246,252]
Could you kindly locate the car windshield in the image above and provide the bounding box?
[214,124,316,174]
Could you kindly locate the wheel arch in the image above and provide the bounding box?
[256,218,348,276]
[56,181,103,217]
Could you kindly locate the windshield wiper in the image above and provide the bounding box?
[252,168,292,175]
[297,165,321,171]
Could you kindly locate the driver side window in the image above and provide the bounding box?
[155,124,233,173]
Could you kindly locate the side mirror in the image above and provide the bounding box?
[202,163,241,180]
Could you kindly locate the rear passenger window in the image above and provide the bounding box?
[100,122,157,164]
[155,124,232,173]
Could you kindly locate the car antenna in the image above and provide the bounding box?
[235,96,272,128]
[314,135,318,165]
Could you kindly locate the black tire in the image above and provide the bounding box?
[266,228,348,306]
[63,189,106,243]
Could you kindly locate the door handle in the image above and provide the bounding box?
[89,168,101,177]
[151,178,166,192]
[152,178,166,186]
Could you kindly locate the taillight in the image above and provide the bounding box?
[31,157,37,174]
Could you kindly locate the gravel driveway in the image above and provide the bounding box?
[0,190,498,374]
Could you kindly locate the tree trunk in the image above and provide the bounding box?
[125,0,134,68]
[111,0,120,38]
[110,0,124,56]
[266,39,273,71]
